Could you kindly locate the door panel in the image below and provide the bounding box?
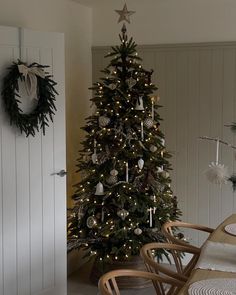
[0,26,66,295]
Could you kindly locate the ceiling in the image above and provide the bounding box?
[70,0,98,7]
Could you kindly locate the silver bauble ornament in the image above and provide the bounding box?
[99,116,110,127]
[117,209,129,220]
[110,169,118,176]
[138,158,144,170]
[106,175,118,185]
[144,118,154,129]
[86,216,97,228]
[150,145,157,152]
[134,228,142,235]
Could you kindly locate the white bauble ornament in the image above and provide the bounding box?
[144,118,154,129]
[134,228,142,235]
[138,158,144,170]
[135,96,144,110]
[117,209,129,221]
[86,216,97,228]
[110,169,118,176]
[205,162,229,185]
[99,116,110,127]
[95,182,104,195]
[106,175,118,185]
[161,171,170,179]
[150,145,157,153]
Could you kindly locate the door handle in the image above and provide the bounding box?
[51,170,67,177]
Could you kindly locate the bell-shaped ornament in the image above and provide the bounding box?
[95,182,104,195]
[135,96,144,111]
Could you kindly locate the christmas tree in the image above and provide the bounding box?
[68,5,181,264]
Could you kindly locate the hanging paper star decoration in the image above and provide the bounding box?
[115,4,135,24]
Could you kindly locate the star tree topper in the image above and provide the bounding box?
[115,3,135,24]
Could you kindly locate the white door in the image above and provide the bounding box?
[0,26,66,295]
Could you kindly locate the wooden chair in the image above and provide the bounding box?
[140,242,199,294]
[161,221,214,251]
[98,269,183,295]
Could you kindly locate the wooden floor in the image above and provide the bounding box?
[67,263,156,295]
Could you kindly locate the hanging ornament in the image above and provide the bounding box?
[157,166,164,173]
[78,207,84,219]
[117,209,129,220]
[127,77,137,88]
[161,138,165,146]
[135,96,144,110]
[138,158,144,170]
[205,139,229,185]
[148,208,153,227]
[144,118,154,129]
[110,169,118,176]
[86,216,97,228]
[92,139,98,164]
[151,96,155,120]
[141,121,144,141]
[91,153,98,164]
[108,83,117,90]
[125,162,129,182]
[106,175,118,185]
[99,116,110,127]
[161,171,170,179]
[134,228,142,235]
[95,182,104,195]
[205,163,229,185]
[150,145,157,153]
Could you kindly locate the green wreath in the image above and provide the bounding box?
[1,60,58,137]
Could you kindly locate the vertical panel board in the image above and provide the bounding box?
[40,48,55,290]
[13,47,31,295]
[141,50,155,72]
[0,46,15,295]
[154,51,166,133]
[92,51,105,85]
[221,48,235,218]
[165,51,177,196]
[176,51,188,218]
[208,49,224,227]
[186,50,200,245]
[234,50,236,212]
[1,48,17,295]
[52,34,67,295]
[27,47,44,294]
[198,49,212,244]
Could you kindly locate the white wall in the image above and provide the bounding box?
[91,0,236,45]
[0,0,93,203]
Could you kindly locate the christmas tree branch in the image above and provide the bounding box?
[199,136,236,150]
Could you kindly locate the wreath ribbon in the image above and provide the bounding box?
[18,64,45,100]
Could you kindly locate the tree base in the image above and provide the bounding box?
[90,255,151,289]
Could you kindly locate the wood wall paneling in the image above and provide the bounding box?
[92,43,236,247]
